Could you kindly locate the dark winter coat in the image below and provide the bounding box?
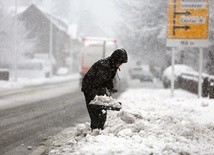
[81,48,128,102]
[81,57,118,98]
[81,48,128,130]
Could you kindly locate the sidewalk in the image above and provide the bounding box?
[0,74,81,110]
[46,88,214,155]
[0,74,81,97]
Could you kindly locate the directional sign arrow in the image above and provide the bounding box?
[172,0,192,36]
[174,25,190,30]
[175,11,191,16]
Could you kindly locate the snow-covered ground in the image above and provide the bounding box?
[0,74,81,110]
[47,88,214,155]
[0,73,81,91]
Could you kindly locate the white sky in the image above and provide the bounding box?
[4,0,120,37]
[39,0,120,37]
[73,0,120,37]
[84,0,119,29]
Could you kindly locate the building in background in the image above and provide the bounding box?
[19,4,80,76]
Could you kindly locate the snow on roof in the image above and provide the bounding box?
[43,10,69,33]
[21,4,69,33]
[6,6,28,14]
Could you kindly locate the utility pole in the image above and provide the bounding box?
[14,0,18,82]
[102,40,106,58]
[49,3,53,77]
[198,49,203,98]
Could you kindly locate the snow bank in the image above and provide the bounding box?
[48,88,214,155]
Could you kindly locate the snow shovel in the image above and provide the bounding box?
[89,103,121,111]
[89,95,122,111]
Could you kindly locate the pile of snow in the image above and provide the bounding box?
[47,89,214,155]
[89,95,122,109]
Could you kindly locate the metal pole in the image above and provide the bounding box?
[198,48,203,98]
[49,11,53,77]
[0,2,3,11]
[171,47,175,97]
[114,40,118,50]
[14,0,18,82]
[102,40,106,58]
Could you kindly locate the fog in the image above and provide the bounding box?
[1,0,214,154]
[39,0,120,37]
[1,0,213,77]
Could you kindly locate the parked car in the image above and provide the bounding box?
[129,67,144,79]
[208,76,214,98]
[162,64,195,88]
[139,71,154,82]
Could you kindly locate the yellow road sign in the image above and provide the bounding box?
[167,0,209,39]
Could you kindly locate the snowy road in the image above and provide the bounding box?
[0,78,129,155]
[0,82,88,155]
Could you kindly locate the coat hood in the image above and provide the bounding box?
[110,48,128,64]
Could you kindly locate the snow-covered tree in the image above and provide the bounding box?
[116,0,214,74]
[115,0,168,68]
[204,0,214,75]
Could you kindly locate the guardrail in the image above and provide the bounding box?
[179,72,214,99]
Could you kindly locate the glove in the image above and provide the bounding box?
[109,88,117,93]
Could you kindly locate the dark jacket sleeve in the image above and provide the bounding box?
[106,79,114,90]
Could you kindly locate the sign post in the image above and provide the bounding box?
[171,48,175,97]
[167,0,209,97]
[199,48,203,97]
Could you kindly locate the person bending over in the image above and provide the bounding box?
[81,48,128,130]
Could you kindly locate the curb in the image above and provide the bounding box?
[30,146,47,155]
